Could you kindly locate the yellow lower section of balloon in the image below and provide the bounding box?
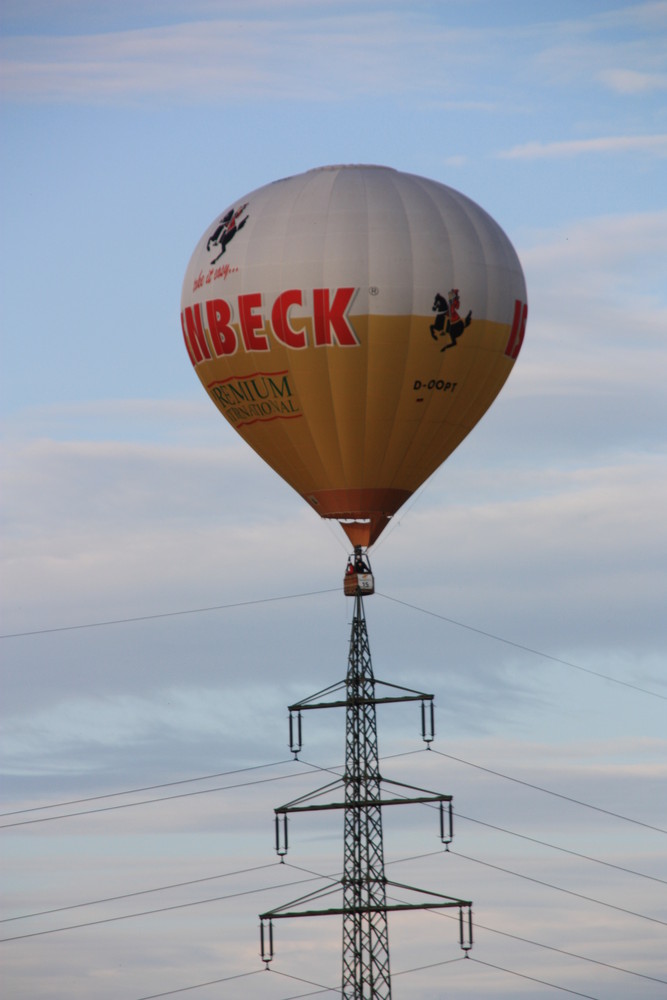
[188,309,519,546]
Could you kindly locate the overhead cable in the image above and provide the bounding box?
[3,586,663,707]
[0,862,281,924]
[432,749,667,835]
[0,871,327,943]
[0,762,328,829]
[377,592,667,701]
[471,916,667,987]
[6,853,664,990]
[469,957,601,999]
[283,861,667,987]
[450,850,667,927]
[0,758,295,819]
[456,811,667,884]
[134,968,264,999]
[0,589,339,640]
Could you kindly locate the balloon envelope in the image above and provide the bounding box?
[181,165,527,546]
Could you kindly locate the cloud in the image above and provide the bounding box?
[10,1,646,110]
[599,67,667,93]
[0,11,478,105]
[0,684,295,778]
[520,211,667,334]
[596,0,667,31]
[497,134,667,159]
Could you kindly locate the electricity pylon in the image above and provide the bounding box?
[260,562,472,998]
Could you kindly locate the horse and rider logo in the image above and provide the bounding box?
[207,202,249,263]
[430,289,472,352]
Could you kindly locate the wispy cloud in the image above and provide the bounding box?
[0,13,475,105]
[497,134,667,159]
[599,67,667,93]
[3,2,665,121]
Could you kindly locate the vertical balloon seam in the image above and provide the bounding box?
[382,170,424,494]
[256,182,311,494]
[240,183,324,498]
[382,174,457,493]
[278,172,338,496]
[292,170,342,500]
[360,166,373,491]
[394,179,505,491]
[416,180,469,490]
[364,166,412,500]
[430,189,506,456]
[254,175,336,499]
[336,165,371,490]
[451,197,524,445]
[321,168,349,502]
[446,190,499,441]
[324,166,372,508]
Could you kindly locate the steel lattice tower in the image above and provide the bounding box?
[341,594,391,998]
[260,561,473,997]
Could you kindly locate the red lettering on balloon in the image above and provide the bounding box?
[239,293,269,352]
[181,305,211,364]
[181,313,197,365]
[505,299,527,359]
[272,290,307,349]
[206,299,238,355]
[186,289,361,359]
[313,288,358,346]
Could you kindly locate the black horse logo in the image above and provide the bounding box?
[430,289,472,351]
[207,202,249,263]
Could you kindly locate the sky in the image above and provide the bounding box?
[1,1,666,998]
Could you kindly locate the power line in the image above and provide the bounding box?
[0,871,328,943]
[469,957,602,1000]
[8,837,665,981]
[4,586,663,710]
[266,967,340,996]
[5,744,648,882]
[0,589,339,640]
[304,753,667,872]
[472,916,667,988]
[394,953,603,1000]
[451,850,667,927]
[128,907,667,1000]
[2,556,660,998]
[7,851,664,992]
[0,758,294,819]
[0,762,328,829]
[456,811,667,885]
[130,954,607,1000]
[377,592,667,701]
[5,751,664,976]
[272,991,335,1000]
[0,862,281,924]
[414,884,667,987]
[302,747,667,885]
[129,948,641,1000]
[134,968,264,999]
[282,861,667,988]
[5,747,663,843]
[0,751,420,828]
[432,748,667,834]
[390,955,468,978]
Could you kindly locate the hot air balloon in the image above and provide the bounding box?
[181,165,527,557]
